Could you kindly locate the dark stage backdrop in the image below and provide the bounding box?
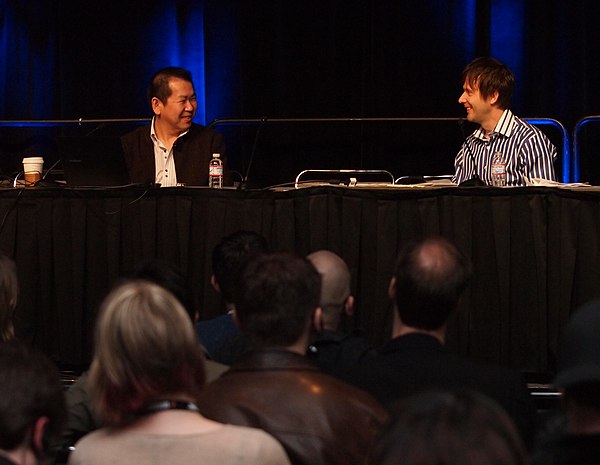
[2,1,600,182]
[2,2,600,365]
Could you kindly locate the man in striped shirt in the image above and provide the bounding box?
[452,57,557,186]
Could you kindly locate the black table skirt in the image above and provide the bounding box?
[1,184,598,373]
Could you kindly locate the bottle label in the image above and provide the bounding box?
[491,163,506,175]
[209,166,223,176]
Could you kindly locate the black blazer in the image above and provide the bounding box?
[348,333,537,448]
[121,123,226,186]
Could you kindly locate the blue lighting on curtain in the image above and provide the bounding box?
[147,3,207,124]
[490,1,524,103]
[456,0,477,63]
[0,2,56,119]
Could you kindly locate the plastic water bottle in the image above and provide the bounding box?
[491,152,507,187]
[209,153,223,188]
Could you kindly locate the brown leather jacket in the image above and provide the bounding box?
[197,349,389,465]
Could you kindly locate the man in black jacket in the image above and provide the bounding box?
[306,250,373,378]
[532,299,600,465]
[121,66,226,187]
[348,236,536,448]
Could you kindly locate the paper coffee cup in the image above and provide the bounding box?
[22,157,44,184]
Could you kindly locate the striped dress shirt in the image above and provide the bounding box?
[452,110,557,186]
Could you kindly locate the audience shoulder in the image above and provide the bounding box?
[221,424,293,464]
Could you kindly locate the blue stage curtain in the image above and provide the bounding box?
[0,1,57,119]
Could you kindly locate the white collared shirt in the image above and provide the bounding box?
[150,118,189,187]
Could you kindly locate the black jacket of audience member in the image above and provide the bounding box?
[306,329,374,379]
[348,333,537,448]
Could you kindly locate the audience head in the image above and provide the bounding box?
[554,299,600,432]
[130,259,196,322]
[147,66,194,107]
[0,254,18,343]
[234,252,321,349]
[462,57,515,110]
[89,280,206,427]
[0,341,66,465]
[391,237,471,331]
[370,389,528,465]
[307,250,353,330]
[212,230,269,304]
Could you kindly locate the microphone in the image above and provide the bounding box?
[37,158,64,186]
[238,116,267,190]
[457,119,486,187]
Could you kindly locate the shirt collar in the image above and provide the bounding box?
[150,117,190,144]
[473,109,515,141]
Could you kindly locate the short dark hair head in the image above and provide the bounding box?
[130,259,196,323]
[147,66,194,107]
[462,57,515,109]
[212,230,269,303]
[393,237,471,330]
[0,341,66,455]
[371,389,528,465]
[555,299,600,389]
[234,252,321,347]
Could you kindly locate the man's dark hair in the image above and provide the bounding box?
[393,237,471,330]
[147,66,194,106]
[0,341,66,456]
[234,252,321,347]
[563,382,600,412]
[462,57,515,109]
[130,259,196,323]
[371,389,527,465]
[212,230,269,303]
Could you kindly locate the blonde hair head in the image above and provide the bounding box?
[89,280,205,426]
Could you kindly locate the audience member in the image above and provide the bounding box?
[369,389,529,465]
[60,260,228,453]
[197,252,389,465]
[0,341,67,465]
[452,56,556,186]
[531,299,600,465]
[348,236,536,447]
[121,66,227,187]
[68,281,291,465]
[305,250,373,377]
[197,230,269,364]
[0,254,18,343]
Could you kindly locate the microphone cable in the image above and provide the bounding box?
[239,117,267,190]
[457,118,485,186]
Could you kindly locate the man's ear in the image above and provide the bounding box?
[312,307,323,332]
[388,276,397,301]
[151,97,162,116]
[231,309,242,329]
[488,90,500,106]
[344,295,355,317]
[210,274,221,294]
[32,416,49,457]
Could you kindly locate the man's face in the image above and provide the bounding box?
[153,77,198,135]
[458,79,494,124]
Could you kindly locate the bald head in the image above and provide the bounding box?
[307,250,352,329]
[392,237,471,331]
